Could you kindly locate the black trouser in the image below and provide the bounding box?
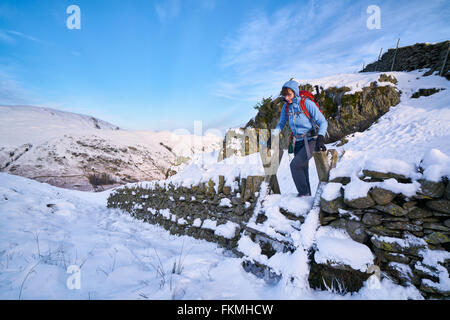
[290,137,317,196]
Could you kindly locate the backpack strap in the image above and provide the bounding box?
[285,104,294,142]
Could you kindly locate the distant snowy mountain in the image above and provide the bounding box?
[0,105,223,191]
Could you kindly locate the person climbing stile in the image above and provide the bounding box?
[262,79,328,197]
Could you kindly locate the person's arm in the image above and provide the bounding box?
[304,98,327,136]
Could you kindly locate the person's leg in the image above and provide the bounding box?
[290,138,317,196]
[304,160,311,195]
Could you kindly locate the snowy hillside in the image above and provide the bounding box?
[0,69,448,300]
[0,105,223,191]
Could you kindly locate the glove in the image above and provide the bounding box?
[315,135,326,151]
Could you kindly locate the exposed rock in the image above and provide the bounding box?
[386,262,415,285]
[444,219,450,228]
[422,223,450,232]
[308,255,372,293]
[445,182,450,200]
[413,262,440,283]
[320,195,345,214]
[370,234,427,256]
[344,194,376,209]
[256,213,268,224]
[251,176,265,193]
[319,211,339,225]
[241,260,282,285]
[375,203,408,216]
[417,179,446,198]
[366,225,403,238]
[383,221,423,232]
[279,208,305,223]
[362,212,383,226]
[424,232,450,244]
[402,201,418,212]
[425,199,450,214]
[382,216,409,222]
[362,170,410,183]
[361,40,450,79]
[411,88,444,99]
[378,74,398,84]
[432,210,449,218]
[207,179,215,194]
[328,219,347,229]
[329,176,351,185]
[420,281,450,297]
[233,206,245,216]
[218,175,225,194]
[345,220,368,243]
[407,207,433,219]
[223,186,231,195]
[373,248,410,264]
[323,83,400,143]
[369,187,397,205]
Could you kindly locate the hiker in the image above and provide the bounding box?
[263,79,328,197]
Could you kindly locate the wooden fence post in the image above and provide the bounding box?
[375,48,383,72]
[440,44,450,76]
[391,38,400,71]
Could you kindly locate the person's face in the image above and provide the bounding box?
[283,89,295,104]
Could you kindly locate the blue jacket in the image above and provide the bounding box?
[275,80,328,140]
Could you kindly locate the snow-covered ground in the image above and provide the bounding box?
[0,172,422,299]
[0,69,448,299]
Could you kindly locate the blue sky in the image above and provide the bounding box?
[0,0,449,135]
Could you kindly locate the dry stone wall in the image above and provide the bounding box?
[107,175,269,249]
[107,163,449,299]
[317,168,450,298]
[361,40,450,79]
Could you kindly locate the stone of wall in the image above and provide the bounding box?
[361,40,450,79]
[317,170,450,298]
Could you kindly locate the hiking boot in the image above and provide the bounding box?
[296,193,311,198]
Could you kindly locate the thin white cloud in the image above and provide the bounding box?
[0,29,52,46]
[0,29,15,44]
[155,0,182,23]
[215,0,450,102]
[0,72,37,105]
[199,0,216,11]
